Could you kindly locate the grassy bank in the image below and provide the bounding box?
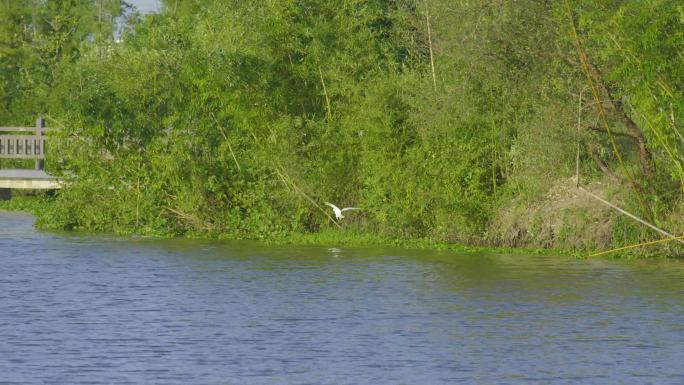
[0,195,568,257]
[3,194,673,260]
[0,194,52,215]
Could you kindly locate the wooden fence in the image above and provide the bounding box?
[0,117,48,170]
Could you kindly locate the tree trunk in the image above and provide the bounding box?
[585,60,654,179]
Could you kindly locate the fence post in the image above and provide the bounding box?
[35,117,45,170]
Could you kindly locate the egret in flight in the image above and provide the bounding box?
[324,202,361,220]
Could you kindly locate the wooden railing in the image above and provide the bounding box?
[0,117,48,170]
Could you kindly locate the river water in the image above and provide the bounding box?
[1,212,683,384]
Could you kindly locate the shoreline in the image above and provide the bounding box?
[2,195,676,260]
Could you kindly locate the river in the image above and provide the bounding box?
[1,211,683,384]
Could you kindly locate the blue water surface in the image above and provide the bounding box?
[1,212,683,384]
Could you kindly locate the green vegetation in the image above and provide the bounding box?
[1,0,683,257]
[0,193,52,214]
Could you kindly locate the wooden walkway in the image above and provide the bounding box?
[0,169,61,189]
[0,118,60,199]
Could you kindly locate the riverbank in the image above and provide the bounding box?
[4,194,678,260]
[2,2,683,262]
[0,194,52,214]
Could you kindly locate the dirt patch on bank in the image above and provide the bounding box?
[489,178,618,251]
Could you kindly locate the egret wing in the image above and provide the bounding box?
[324,202,340,211]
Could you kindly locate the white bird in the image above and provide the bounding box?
[324,202,361,220]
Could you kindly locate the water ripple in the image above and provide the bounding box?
[1,212,684,384]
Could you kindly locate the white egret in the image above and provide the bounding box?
[324,202,361,220]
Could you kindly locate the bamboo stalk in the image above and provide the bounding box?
[488,94,498,195]
[578,187,684,246]
[217,126,241,172]
[210,113,242,172]
[425,0,437,92]
[242,124,338,226]
[630,106,684,185]
[586,234,684,258]
[491,117,497,196]
[225,140,241,172]
[274,165,342,228]
[136,151,144,228]
[669,103,684,146]
[576,90,582,188]
[318,66,333,122]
